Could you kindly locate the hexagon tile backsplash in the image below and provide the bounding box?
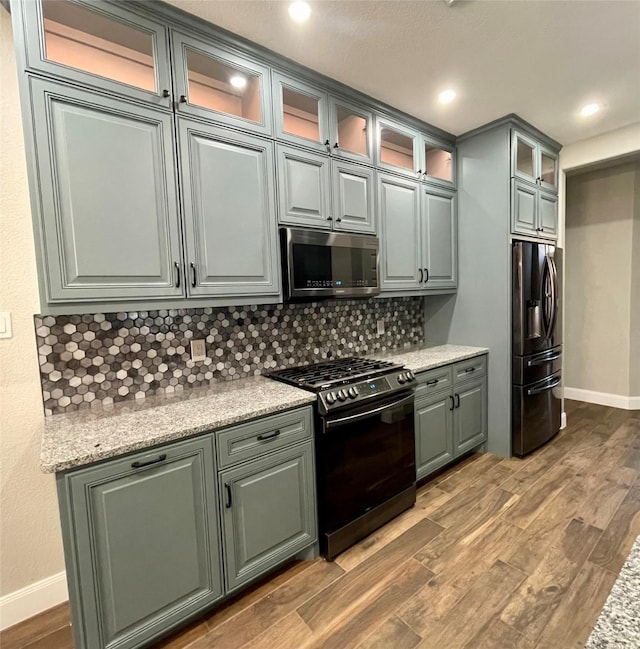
[34,297,424,415]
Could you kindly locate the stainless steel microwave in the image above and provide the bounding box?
[280,227,380,300]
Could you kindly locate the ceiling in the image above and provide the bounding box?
[164,0,640,147]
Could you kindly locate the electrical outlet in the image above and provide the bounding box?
[0,312,12,339]
[190,339,206,362]
[377,319,385,335]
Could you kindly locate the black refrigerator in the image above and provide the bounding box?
[512,240,562,456]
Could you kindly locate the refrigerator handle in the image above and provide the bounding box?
[541,254,555,339]
[549,255,558,338]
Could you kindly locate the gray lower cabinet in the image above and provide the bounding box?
[414,357,488,479]
[219,442,317,591]
[57,437,222,649]
[29,77,183,303]
[178,120,281,298]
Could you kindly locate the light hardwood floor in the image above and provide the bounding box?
[2,400,639,649]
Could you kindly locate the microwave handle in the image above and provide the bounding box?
[324,393,414,431]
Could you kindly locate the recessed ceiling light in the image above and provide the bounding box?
[229,75,247,89]
[289,1,311,22]
[439,89,456,104]
[580,103,600,117]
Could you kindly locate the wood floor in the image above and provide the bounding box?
[3,400,639,649]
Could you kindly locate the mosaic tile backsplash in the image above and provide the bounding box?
[35,297,424,415]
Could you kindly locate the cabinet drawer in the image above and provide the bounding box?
[415,365,453,398]
[217,407,313,468]
[454,356,487,384]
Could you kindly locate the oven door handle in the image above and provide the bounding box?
[324,393,414,431]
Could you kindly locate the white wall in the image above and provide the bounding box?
[0,8,67,629]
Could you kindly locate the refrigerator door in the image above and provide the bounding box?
[512,241,561,356]
[512,345,562,386]
[512,370,562,456]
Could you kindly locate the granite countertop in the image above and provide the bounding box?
[41,343,489,473]
[41,376,315,473]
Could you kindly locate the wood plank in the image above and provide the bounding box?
[240,612,313,649]
[157,619,212,649]
[462,619,535,649]
[354,615,421,649]
[20,626,73,649]
[589,478,640,573]
[500,445,567,495]
[297,519,441,632]
[0,603,71,649]
[500,519,603,642]
[436,454,508,494]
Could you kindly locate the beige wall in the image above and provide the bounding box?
[631,169,640,395]
[564,160,640,396]
[0,8,65,599]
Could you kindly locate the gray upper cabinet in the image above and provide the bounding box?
[171,31,272,136]
[538,189,559,238]
[376,116,420,179]
[512,179,538,237]
[378,173,422,290]
[539,145,559,192]
[272,71,330,153]
[328,96,374,165]
[178,120,281,298]
[29,77,183,303]
[58,436,223,649]
[277,144,332,229]
[18,0,172,110]
[331,160,376,234]
[219,442,317,591]
[512,130,539,186]
[422,188,457,290]
[423,138,456,189]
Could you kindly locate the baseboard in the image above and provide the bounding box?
[563,387,640,411]
[0,571,68,631]
[561,411,567,429]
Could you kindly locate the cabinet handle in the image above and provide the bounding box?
[224,483,232,508]
[174,261,181,288]
[179,94,187,103]
[424,268,429,283]
[162,89,170,98]
[324,139,331,152]
[465,367,476,373]
[131,454,166,469]
[455,393,460,408]
[336,217,342,223]
[416,169,422,175]
[449,395,455,411]
[190,262,197,287]
[327,216,333,221]
[333,142,339,149]
[418,268,424,283]
[257,429,281,441]
[426,379,439,386]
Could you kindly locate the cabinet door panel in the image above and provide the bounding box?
[415,392,454,479]
[539,146,558,192]
[332,161,375,234]
[30,78,182,303]
[20,0,172,109]
[65,438,222,649]
[329,96,373,164]
[512,131,538,185]
[538,190,558,239]
[220,443,317,591]
[378,173,421,291]
[277,145,332,228]
[179,120,280,298]
[423,189,457,289]
[376,117,420,178]
[454,379,488,456]
[512,179,538,237]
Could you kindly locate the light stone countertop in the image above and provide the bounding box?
[41,376,315,473]
[41,344,489,473]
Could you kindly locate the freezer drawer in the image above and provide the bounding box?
[513,346,562,385]
[512,370,561,457]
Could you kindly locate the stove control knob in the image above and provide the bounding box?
[348,386,358,399]
[326,391,337,405]
[397,373,407,384]
[337,389,348,401]
[406,371,414,381]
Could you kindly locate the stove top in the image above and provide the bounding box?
[268,356,416,414]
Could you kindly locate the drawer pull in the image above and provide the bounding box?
[257,429,281,442]
[464,367,476,373]
[131,454,166,469]
[224,483,232,508]
[426,379,439,386]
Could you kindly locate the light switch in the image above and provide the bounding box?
[0,312,12,339]
[190,339,206,362]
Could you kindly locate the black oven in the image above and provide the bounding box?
[315,391,416,560]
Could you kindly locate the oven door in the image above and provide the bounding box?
[318,392,416,536]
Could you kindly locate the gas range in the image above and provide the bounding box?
[268,356,416,415]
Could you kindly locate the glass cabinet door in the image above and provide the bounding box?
[512,131,538,184]
[272,72,329,153]
[328,97,373,164]
[20,0,172,108]
[376,118,419,178]
[539,148,558,191]
[423,141,455,187]
[172,32,272,136]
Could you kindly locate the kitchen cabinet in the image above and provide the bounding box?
[29,77,184,304]
[171,31,273,136]
[277,145,375,234]
[57,437,223,649]
[379,172,457,293]
[178,120,281,299]
[16,0,173,110]
[329,96,374,165]
[414,356,487,479]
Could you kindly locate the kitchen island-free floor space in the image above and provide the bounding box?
[3,400,638,649]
